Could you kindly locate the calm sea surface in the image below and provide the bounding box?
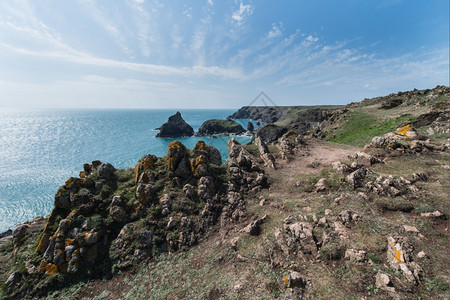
[0,109,253,232]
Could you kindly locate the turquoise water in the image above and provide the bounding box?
[0,109,253,232]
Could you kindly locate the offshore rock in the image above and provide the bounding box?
[197,119,245,136]
[156,111,194,138]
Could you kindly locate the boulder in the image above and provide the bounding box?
[346,168,367,189]
[156,111,194,138]
[197,119,245,136]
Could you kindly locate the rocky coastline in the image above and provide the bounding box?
[1,86,449,300]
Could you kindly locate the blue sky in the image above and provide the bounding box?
[0,0,448,108]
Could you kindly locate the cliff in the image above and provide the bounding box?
[1,86,449,300]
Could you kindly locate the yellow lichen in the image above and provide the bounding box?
[283,275,289,287]
[393,248,403,263]
[396,124,414,137]
[79,171,85,178]
[195,140,206,151]
[36,233,50,253]
[38,261,59,275]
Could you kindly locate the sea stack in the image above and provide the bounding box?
[156,111,194,138]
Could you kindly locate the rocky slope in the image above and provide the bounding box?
[0,86,448,300]
[155,111,194,137]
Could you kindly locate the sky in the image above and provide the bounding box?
[0,0,448,109]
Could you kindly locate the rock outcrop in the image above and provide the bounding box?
[155,111,194,138]
[197,119,245,136]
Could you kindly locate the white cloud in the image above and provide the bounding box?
[232,2,253,26]
[207,0,213,6]
[267,23,282,39]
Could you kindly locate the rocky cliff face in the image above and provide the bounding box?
[155,111,194,137]
[228,106,293,123]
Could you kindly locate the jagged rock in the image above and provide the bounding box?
[193,141,222,165]
[134,154,158,182]
[167,141,192,178]
[197,119,244,136]
[255,137,276,169]
[183,184,196,199]
[277,131,297,160]
[243,215,267,235]
[136,182,156,205]
[12,224,29,248]
[5,272,21,288]
[156,111,194,137]
[98,163,116,181]
[197,176,215,200]
[346,168,367,189]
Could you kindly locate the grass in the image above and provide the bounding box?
[330,110,416,147]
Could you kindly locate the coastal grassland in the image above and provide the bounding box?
[329,110,415,147]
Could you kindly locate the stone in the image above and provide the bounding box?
[109,206,127,222]
[243,215,267,236]
[349,151,382,166]
[403,225,419,233]
[420,210,443,218]
[314,178,327,192]
[12,224,29,248]
[5,272,21,288]
[375,272,395,292]
[283,271,304,289]
[417,251,426,258]
[346,168,367,189]
[231,237,239,251]
[183,184,196,199]
[98,163,116,181]
[332,161,351,173]
[255,137,277,169]
[156,111,194,137]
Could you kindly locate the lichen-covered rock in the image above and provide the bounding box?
[193,140,222,166]
[156,111,194,138]
[387,235,422,285]
[134,154,158,182]
[167,141,192,178]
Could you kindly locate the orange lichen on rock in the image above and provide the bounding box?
[393,248,403,263]
[36,233,50,253]
[134,155,157,182]
[38,261,59,275]
[395,124,416,138]
[195,140,206,151]
[65,238,74,247]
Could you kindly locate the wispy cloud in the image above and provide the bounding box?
[267,22,283,39]
[232,1,253,26]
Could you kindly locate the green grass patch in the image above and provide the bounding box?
[330,111,415,147]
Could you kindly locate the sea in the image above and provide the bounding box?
[0,109,255,233]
